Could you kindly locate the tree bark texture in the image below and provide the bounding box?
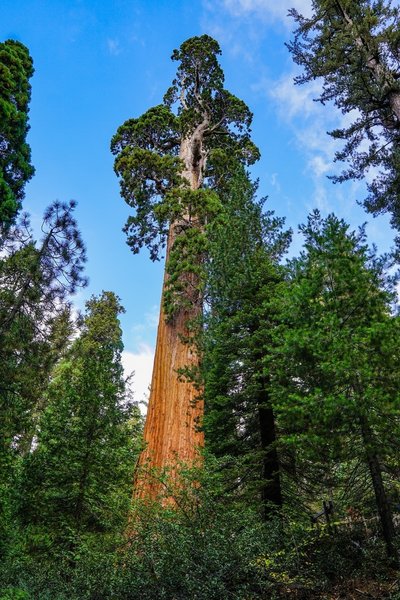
[132,133,206,501]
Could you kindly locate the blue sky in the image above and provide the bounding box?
[1,0,395,404]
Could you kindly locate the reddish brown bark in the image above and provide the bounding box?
[132,275,203,500]
[133,133,206,501]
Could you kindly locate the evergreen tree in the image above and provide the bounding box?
[203,167,291,516]
[0,201,86,556]
[19,292,141,559]
[270,211,400,561]
[0,40,34,225]
[0,200,87,455]
[288,1,400,242]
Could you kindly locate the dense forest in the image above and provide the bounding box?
[1,1,400,598]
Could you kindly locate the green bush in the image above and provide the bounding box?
[0,588,29,600]
[1,465,396,599]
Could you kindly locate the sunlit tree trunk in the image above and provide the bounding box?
[133,132,206,501]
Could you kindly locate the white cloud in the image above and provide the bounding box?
[221,0,312,24]
[130,304,159,347]
[122,344,154,413]
[264,69,345,213]
[270,172,281,192]
[124,305,159,414]
[267,73,323,120]
[201,0,308,61]
[308,155,330,178]
[144,304,159,328]
[131,304,159,333]
[200,3,261,62]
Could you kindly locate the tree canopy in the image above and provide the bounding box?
[0,40,34,226]
[270,211,400,561]
[288,0,400,244]
[111,35,259,266]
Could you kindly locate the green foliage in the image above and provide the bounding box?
[0,589,29,600]
[270,211,398,457]
[202,167,291,514]
[164,35,259,163]
[0,201,86,555]
[0,201,86,455]
[288,1,400,244]
[269,211,400,556]
[3,463,397,599]
[0,40,34,225]
[1,34,399,600]
[17,292,141,560]
[162,187,222,320]
[1,465,279,600]
[112,35,260,318]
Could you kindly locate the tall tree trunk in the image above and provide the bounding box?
[360,417,398,564]
[133,131,206,501]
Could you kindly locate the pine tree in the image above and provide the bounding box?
[203,167,291,516]
[19,292,141,559]
[0,200,87,454]
[0,201,86,555]
[288,1,400,242]
[111,36,259,498]
[270,211,400,561]
[0,40,34,225]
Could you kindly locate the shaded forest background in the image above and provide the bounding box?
[1,1,400,598]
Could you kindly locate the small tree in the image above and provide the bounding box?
[0,200,87,454]
[0,201,86,556]
[19,292,141,559]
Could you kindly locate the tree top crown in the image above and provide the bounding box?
[164,35,224,109]
[111,35,259,262]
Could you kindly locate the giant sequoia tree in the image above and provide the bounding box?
[112,36,258,498]
[0,40,34,225]
[288,1,400,239]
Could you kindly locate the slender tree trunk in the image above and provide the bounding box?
[259,403,282,516]
[360,417,398,564]
[257,366,282,516]
[133,131,206,501]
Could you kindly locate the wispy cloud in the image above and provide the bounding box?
[201,0,393,249]
[125,304,158,410]
[270,172,281,193]
[107,38,121,56]
[221,0,312,24]
[131,304,159,338]
[264,69,344,212]
[266,73,323,120]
